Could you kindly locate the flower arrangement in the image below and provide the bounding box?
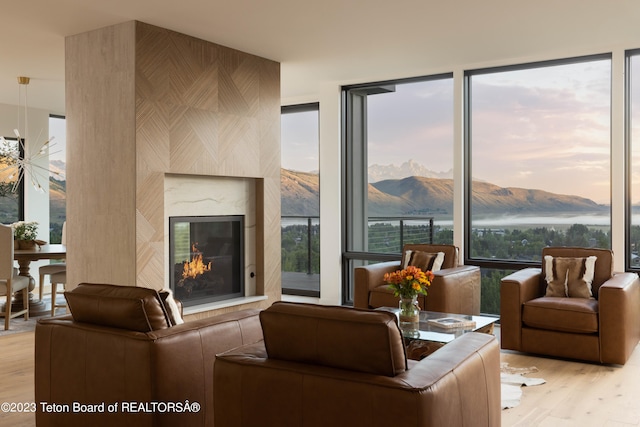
[383,265,434,299]
[11,220,39,241]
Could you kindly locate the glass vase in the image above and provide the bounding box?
[399,295,420,338]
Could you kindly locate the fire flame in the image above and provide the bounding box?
[181,243,212,281]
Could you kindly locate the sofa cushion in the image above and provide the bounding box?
[65,283,172,332]
[260,301,407,377]
[544,255,597,298]
[402,250,445,272]
[522,297,599,334]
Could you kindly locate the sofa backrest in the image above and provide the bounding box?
[64,283,172,332]
[541,246,614,296]
[260,301,407,377]
[402,244,458,269]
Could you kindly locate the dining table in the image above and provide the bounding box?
[12,243,66,316]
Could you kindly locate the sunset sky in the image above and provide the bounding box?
[368,59,612,205]
[282,56,640,207]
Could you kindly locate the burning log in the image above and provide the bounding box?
[177,243,212,293]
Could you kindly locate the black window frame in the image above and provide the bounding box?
[280,102,321,298]
[341,73,454,305]
[464,53,613,272]
[0,136,25,221]
[625,49,640,272]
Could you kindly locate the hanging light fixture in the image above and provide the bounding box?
[0,76,60,193]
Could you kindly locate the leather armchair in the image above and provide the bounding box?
[353,244,481,315]
[500,246,640,365]
[214,302,501,427]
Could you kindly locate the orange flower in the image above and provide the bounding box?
[384,265,433,299]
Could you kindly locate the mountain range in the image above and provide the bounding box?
[368,159,452,182]
[281,168,606,217]
[44,161,607,218]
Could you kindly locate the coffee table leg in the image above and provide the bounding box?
[406,339,445,360]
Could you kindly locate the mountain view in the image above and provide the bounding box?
[368,159,452,182]
[281,167,607,218]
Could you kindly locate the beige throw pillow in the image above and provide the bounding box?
[544,255,597,298]
[402,250,445,272]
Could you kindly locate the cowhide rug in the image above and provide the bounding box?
[501,362,546,409]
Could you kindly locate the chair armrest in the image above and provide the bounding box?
[500,268,542,351]
[598,272,640,364]
[426,265,481,314]
[353,261,400,308]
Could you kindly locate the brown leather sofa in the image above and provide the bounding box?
[353,244,481,314]
[501,246,640,365]
[35,283,263,427]
[214,301,501,427]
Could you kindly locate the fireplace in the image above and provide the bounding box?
[169,215,245,307]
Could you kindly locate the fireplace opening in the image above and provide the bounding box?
[169,215,244,307]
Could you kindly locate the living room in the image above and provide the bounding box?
[2,1,640,426]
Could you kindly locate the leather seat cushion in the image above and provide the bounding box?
[522,297,599,334]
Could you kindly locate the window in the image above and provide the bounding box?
[466,55,612,313]
[0,137,24,222]
[628,50,640,270]
[48,115,66,243]
[343,75,454,304]
[281,103,320,297]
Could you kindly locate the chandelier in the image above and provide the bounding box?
[0,76,60,193]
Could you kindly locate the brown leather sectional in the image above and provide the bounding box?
[353,244,481,314]
[35,283,263,427]
[214,301,501,427]
[35,286,500,426]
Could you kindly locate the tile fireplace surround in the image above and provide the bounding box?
[164,174,261,314]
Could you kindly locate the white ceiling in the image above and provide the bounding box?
[2,0,640,114]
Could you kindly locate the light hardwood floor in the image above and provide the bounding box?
[1,330,639,427]
[0,332,35,427]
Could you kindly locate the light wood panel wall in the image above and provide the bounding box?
[66,21,138,287]
[66,21,281,315]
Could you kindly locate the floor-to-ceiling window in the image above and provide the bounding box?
[627,50,640,271]
[343,75,454,304]
[466,55,612,314]
[281,103,320,297]
[48,115,66,243]
[0,137,24,223]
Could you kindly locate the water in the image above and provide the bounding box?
[433,213,614,229]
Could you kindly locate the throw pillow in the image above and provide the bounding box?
[160,289,184,325]
[544,255,597,298]
[401,250,445,272]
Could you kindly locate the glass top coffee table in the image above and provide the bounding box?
[378,308,499,360]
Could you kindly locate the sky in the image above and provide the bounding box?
[282,56,640,206]
[281,110,319,173]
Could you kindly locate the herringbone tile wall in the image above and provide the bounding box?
[135,23,281,311]
[66,21,281,313]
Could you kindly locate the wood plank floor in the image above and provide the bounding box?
[0,332,35,427]
[1,330,639,427]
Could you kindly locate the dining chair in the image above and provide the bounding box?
[0,223,30,330]
[49,271,67,316]
[38,221,66,302]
